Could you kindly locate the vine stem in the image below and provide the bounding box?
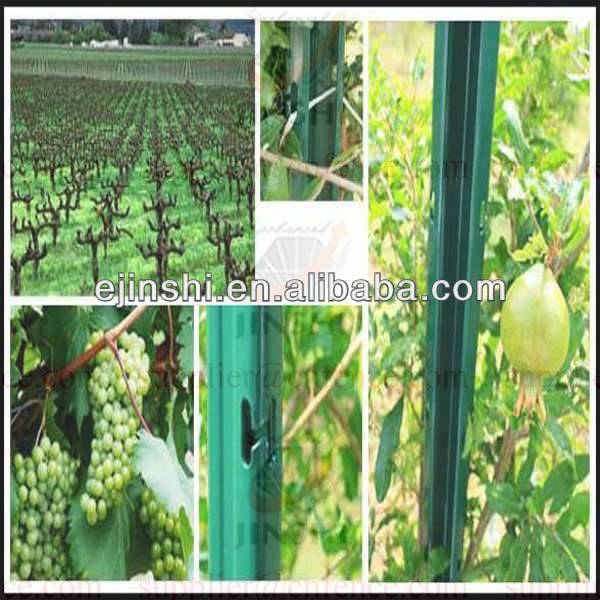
[283,334,362,446]
[49,305,147,388]
[261,149,363,197]
[464,425,528,568]
[10,398,41,426]
[35,391,50,446]
[104,334,151,434]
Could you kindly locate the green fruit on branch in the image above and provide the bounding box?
[500,263,570,421]
[11,436,79,580]
[81,330,150,525]
[139,487,188,580]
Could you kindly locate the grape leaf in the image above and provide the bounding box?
[130,307,158,339]
[68,485,137,580]
[133,431,193,522]
[89,306,122,331]
[179,506,193,577]
[176,315,193,378]
[65,370,89,433]
[171,390,190,473]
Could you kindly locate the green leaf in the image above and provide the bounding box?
[340,446,359,501]
[507,533,529,581]
[300,176,327,201]
[133,431,193,523]
[574,453,589,483]
[502,99,529,163]
[179,505,193,577]
[45,394,70,449]
[260,71,276,110]
[64,371,89,432]
[563,535,589,578]
[261,114,285,150]
[559,541,579,582]
[171,390,190,471]
[68,485,136,580]
[529,537,544,582]
[486,482,523,519]
[546,418,572,456]
[263,159,289,201]
[425,547,449,581]
[542,460,575,514]
[89,306,122,331]
[130,307,158,339]
[176,316,193,378]
[569,492,589,529]
[126,516,152,577]
[374,398,404,502]
[542,533,562,580]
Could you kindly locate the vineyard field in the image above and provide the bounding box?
[12,44,254,86]
[10,48,255,296]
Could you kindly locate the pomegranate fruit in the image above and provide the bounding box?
[500,263,570,421]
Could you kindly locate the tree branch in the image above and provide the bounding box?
[49,305,148,388]
[261,149,363,198]
[283,334,362,446]
[464,425,528,568]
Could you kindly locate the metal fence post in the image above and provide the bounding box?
[424,21,500,581]
[286,21,345,200]
[207,306,284,580]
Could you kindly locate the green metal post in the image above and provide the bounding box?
[332,22,346,201]
[207,306,283,580]
[424,21,500,581]
[289,22,312,198]
[287,21,345,200]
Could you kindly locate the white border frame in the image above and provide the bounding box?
[4,5,596,595]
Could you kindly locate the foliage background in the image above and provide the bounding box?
[368,21,590,582]
[199,305,362,579]
[9,305,194,580]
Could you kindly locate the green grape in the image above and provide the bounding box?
[11,436,79,581]
[82,330,150,525]
[139,488,188,580]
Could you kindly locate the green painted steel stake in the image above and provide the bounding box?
[332,22,346,201]
[288,22,312,198]
[207,306,283,580]
[424,21,500,582]
[287,22,345,200]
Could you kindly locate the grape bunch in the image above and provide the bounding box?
[139,488,188,580]
[11,436,79,580]
[80,330,150,525]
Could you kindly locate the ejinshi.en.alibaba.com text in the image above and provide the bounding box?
[94,272,506,306]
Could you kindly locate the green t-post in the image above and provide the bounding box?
[424,21,500,582]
